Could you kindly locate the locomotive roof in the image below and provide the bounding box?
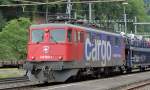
[30,23,121,36]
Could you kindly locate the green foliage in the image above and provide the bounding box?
[127,0,149,32]
[0,11,6,32]
[0,0,13,4]
[0,17,31,60]
[127,0,147,21]
[94,2,123,20]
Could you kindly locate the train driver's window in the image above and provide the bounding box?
[32,30,44,43]
[87,32,90,39]
[67,30,72,42]
[74,31,77,42]
[77,32,81,42]
[77,31,84,43]
[80,32,84,43]
[50,30,66,43]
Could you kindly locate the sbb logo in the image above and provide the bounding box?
[43,46,49,54]
[85,38,112,66]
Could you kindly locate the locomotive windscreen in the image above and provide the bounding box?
[50,30,66,42]
[32,30,44,43]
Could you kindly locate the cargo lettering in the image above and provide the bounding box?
[85,38,112,66]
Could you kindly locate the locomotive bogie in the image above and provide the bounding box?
[24,61,125,82]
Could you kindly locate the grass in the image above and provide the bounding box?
[0,68,25,78]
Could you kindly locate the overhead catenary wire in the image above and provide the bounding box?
[0,0,126,7]
[0,0,66,7]
[13,0,45,4]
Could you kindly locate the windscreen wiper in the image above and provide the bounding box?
[51,36,58,44]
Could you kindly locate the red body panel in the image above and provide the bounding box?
[27,25,84,62]
[28,43,68,61]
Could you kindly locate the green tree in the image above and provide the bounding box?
[0,11,6,32]
[0,17,31,60]
[126,0,148,32]
[0,0,13,4]
[127,0,147,21]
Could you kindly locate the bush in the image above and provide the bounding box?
[0,17,31,60]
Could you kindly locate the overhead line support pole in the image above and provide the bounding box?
[123,5,127,33]
[46,0,48,23]
[89,2,92,22]
[66,0,71,19]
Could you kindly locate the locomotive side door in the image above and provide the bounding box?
[72,28,78,60]
[76,30,85,61]
[68,28,85,61]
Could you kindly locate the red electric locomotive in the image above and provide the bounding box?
[24,22,125,82]
[28,24,84,61]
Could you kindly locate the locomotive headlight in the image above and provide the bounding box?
[31,56,35,60]
[58,56,63,60]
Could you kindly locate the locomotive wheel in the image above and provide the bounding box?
[140,66,145,72]
[126,68,132,73]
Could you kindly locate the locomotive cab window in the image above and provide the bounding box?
[74,31,77,42]
[78,31,84,43]
[50,30,66,42]
[67,29,72,42]
[32,30,44,43]
[86,32,90,40]
[80,32,84,42]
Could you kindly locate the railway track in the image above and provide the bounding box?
[1,70,150,90]
[37,71,150,90]
[125,80,150,90]
[0,76,40,90]
[0,76,28,84]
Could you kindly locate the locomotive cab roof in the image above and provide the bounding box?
[30,23,121,37]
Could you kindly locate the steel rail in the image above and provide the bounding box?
[1,70,150,90]
[0,76,40,90]
[127,82,150,90]
[0,76,28,84]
